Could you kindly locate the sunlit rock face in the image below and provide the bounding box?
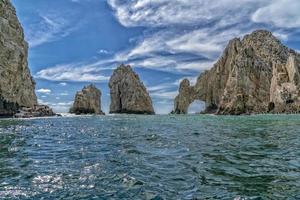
[109,64,155,115]
[0,0,37,116]
[173,30,300,115]
[70,84,105,115]
[270,54,300,113]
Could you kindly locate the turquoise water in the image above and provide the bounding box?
[0,115,299,199]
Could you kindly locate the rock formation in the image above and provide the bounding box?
[173,30,300,115]
[70,84,105,115]
[172,79,196,114]
[15,105,56,118]
[270,54,300,113]
[0,0,57,118]
[109,64,155,114]
[0,0,37,117]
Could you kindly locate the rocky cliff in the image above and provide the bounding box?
[109,64,155,114]
[173,30,300,115]
[0,0,37,117]
[70,84,104,115]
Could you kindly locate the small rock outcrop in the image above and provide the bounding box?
[109,64,155,114]
[15,105,56,118]
[70,84,104,115]
[173,30,300,115]
[0,0,38,117]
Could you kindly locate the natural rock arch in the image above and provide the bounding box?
[173,30,300,115]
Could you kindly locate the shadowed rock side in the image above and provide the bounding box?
[0,0,38,116]
[173,30,300,115]
[70,84,105,115]
[109,64,155,114]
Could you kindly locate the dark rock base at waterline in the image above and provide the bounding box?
[0,96,19,117]
[110,109,155,115]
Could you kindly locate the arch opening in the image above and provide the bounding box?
[188,100,205,114]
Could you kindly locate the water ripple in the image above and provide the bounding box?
[0,115,300,199]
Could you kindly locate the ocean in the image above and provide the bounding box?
[0,115,299,199]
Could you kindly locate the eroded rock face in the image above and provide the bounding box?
[70,84,104,115]
[0,0,37,117]
[173,30,300,115]
[270,54,300,113]
[109,64,155,114]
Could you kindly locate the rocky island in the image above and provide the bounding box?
[109,64,155,114]
[173,30,300,115]
[70,84,105,115]
[0,0,55,118]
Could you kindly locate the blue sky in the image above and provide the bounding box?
[12,0,300,114]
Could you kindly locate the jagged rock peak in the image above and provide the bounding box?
[70,84,105,115]
[0,0,38,117]
[173,29,300,115]
[109,64,155,114]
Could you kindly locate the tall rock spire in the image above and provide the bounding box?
[109,64,155,114]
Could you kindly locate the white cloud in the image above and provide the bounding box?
[59,92,69,96]
[36,88,51,94]
[59,82,67,86]
[252,0,300,28]
[97,49,110,54]
[31,0,300,85]
[35,63,111,82]
[51,101,74,113]
[38,99,73,113]
[166,29,246,59]
[273,32,289,41]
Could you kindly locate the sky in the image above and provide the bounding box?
[11,0,300,114]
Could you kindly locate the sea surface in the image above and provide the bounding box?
[0,115,299,200]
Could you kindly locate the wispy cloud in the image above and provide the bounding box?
[106,0,300,75]
[35,62,111,82]
[33,0,300,84]
[107,0,266,27]
[26,14,76,47]
[59,82,67,86]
